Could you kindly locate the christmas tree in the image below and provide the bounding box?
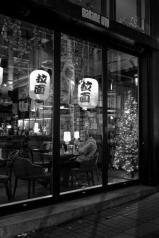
[112,91,138,177]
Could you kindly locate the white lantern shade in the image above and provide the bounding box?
[0,67,3,85]
[78,78,98,109]
[33,122,39,133]
[63,131,71,144]
[29,70,50,101]
[74,131,79,140]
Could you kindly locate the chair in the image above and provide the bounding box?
[29,147,43,164]
[70,152,100,188]
[29,147,51,169]
[12,157,51,199]
[0,159,12,201]
[0,150,19,201]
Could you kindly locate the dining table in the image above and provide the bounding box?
[41,151,79,163]
[40,151,80,189]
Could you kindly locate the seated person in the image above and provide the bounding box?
[76,133,97,163]
[61,130,97,188]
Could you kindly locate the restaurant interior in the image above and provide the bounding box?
[0,15,139,205]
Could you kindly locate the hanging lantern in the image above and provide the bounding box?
[78,78,98,110]
[29,69,50,101]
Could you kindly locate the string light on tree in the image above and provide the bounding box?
[112,91,138,177]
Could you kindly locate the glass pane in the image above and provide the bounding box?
[0,15,54,204]
[60,34,103,193]
[116,0,146,33]
[107,49,139,184]
[67,0,102,14]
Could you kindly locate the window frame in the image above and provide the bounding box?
[109,0,150,34]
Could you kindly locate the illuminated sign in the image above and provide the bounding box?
[82,8,109,28]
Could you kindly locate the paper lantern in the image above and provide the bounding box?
[78,78,98,109]
[29,70,50,101]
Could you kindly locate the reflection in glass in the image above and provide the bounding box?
[116,0,146,32]
[107,49,139,184]
[60,34,103,193]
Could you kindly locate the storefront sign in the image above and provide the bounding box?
[82,8,109,28]
[78,78,98,110]
[29,70,50,101]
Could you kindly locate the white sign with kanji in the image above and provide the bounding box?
[29,70,50,101]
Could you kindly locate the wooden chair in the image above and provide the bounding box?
[29,147,43,164]
[0,150,19,201]
[0,159,12,201]
[29,147,51,169]
[12,157,51,199]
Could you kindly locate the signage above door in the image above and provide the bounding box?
[82,8,109,29]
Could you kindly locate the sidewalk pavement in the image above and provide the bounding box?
[14,187,159,238]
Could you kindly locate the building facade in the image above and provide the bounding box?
[0,0,159,215]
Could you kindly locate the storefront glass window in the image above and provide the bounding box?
[60,34,103,193]
[107,49,139,184]
[116,0,147,33]
[0,15,54,204]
